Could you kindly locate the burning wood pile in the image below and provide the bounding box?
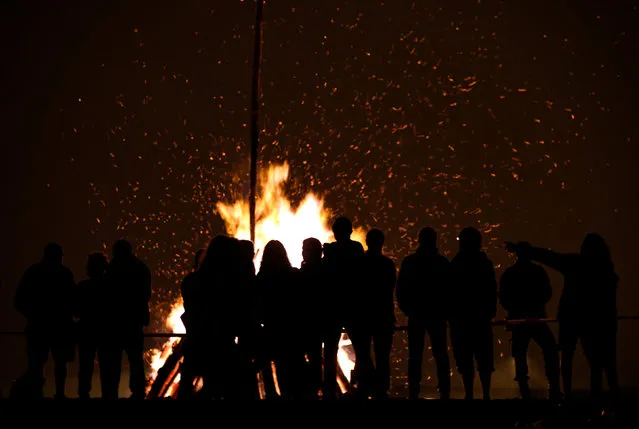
[145,334,356,399]
[145,338,185,399]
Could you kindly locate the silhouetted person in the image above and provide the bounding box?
[506,235,619,399]
[499,248,560,400]
[450,228,497,400]
[234,239,260,399]
[74,252,109,399]
[299,237,325,398]
[178,248,205,399]
[196,235,243,399]
[256,240,302,399]
[322,216,365,398]
[397,227,452,400]
[181,248,205,333]
[14,243,75,399]
[100,240,151,399]
[354,229,396,398]
[237,240,256,281]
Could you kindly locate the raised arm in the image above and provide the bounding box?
[505,241,575,274]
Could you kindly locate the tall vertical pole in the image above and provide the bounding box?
[249,0,265,243]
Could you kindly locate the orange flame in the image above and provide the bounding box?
[147,299,185,382]
[217,163,366,268]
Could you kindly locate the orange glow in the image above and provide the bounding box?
[147,299,185,386]
[217,162,366,268]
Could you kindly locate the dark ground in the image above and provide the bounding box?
[0,396,637,428]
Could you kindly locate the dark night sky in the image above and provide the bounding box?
[0,0,638,396]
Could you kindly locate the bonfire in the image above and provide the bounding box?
[146,163,364,398]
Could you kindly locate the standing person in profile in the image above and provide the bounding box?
[234,239,259,399]
[178,248,206,399]
[322,216,365,399]
[101,239,152,399]
[298,237,325,399]
[356,228,396,399]
[74,252,110,399]
[14,243,75,399]
[499,246,560,401]
[397,227,452,400]
[450,227,497,400]
[506,234,619,400]
[192,235,242,399]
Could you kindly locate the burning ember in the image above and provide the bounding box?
[147,162,365,396]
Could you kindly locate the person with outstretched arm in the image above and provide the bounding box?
[505,235,619,400]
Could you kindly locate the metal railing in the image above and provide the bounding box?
[1,316,637,338]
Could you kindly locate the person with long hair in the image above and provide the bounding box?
[578,234,619,399]
[256,240,301,399]
[196,235,242,399]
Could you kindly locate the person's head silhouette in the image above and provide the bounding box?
[260,240,291,274]
[458,227,482,253]
[366,229,385,255]
[87,252,109,278]
[580,233,611,263]
[418,227,437,250]
[113,239,133,259]
[43,243,64,264]
[203,235,236,270]
[332,216,353,242]
[515,245,531,262]
[237,240,255,266]
[302,238,322,265]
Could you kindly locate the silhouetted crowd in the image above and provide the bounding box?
[13,240,151,399]
[12,217,619,401]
